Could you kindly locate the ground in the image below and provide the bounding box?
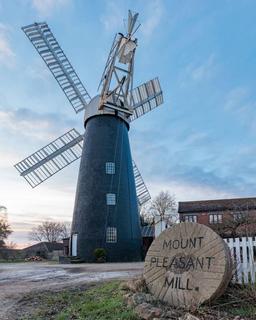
[1,262,256,320]
[0,261,143,320]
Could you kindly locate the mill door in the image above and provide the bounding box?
[72,233,78,256]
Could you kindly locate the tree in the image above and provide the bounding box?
[0,219,12,248]
[60,222,71,238]
[150,191,178,225]
[5,241,17,249]
[29,221,71,243]
[212,209,256,238]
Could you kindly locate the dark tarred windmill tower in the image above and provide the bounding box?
[15,11,164,262]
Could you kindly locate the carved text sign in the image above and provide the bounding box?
[144,222,232,308]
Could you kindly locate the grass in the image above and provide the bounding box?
[197,283,256,319]
[21,281,139,320]
[16,281,256,320]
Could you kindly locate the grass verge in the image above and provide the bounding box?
[20,281,138,320]
[197,284,256,319]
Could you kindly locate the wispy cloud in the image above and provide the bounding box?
[0,23,15,68]
[190,54,216,81]
[0,107,78,141]
[179,53,217,86]
[26,59,52,81]
[149,179,235,203]
[100,1,124,33]
[224,86,249,112]
[141,0,164,39]
[0,150,20,169]
[32,0,70,17]
[224,86,256,131]
[101,0,164,39]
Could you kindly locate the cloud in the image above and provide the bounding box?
[141,0,164,38]
[149,179,235,203]
[191,54,216,81]
[0,23,15,68]
[26,59,52,81]
[101,0,164,39]
[1,177,75,247]
[0,107,79,141]
[224,86,256,131]
[100,1,124,33]
[224,86,249,112]
[131,118,256,203]
[32,0,70,17]
[179,54,217,86]
[0,151,20,169]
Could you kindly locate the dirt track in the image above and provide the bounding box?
[0,261,143,319]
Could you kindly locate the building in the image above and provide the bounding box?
[178,197,256,237]
[141,216,170,256]
[154,215,169,237]
[22,242,64,260]
[141,225,154,257]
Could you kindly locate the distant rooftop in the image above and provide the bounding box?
[22,242,63,252]
[178,197,256,213]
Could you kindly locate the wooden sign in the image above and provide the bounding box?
[144,222,232,308]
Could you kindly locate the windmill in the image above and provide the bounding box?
[15,11,164,262]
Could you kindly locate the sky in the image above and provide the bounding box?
[1,0,256,247]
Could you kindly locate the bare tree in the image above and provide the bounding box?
[5,241,17,249]
[140,204,154,226]
[212,209,256,238]
[60,222,71,238]
[150,191,178,225]
[29,221,71,243]
[0,219,12,248]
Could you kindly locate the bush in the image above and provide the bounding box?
[94,248,107,263]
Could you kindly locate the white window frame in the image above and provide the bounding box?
[209,213,223,224]
[184,215,197,223]
[106,227,117,243]
[106,193,116,205]
[105,162,115,174]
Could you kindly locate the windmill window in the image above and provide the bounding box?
[106,193,116,205]
[106,162,115,174]
[106,227,117,243]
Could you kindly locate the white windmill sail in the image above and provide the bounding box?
[14,129,83,188]
[16,13,164,193]
[133,161,151,206]
[129,78,163,121]
[97,34,119,91]
[22,23,91,113]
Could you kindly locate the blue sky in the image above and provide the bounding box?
[1,0,256,246]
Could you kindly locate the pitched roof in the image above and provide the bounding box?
[22,242,63,252]
[44,242,63,251]
[178,197,256,213]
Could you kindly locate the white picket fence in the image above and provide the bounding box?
[224,237,256,284]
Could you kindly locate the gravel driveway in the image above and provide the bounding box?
[0,261,144,319]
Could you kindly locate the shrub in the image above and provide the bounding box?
[94,248,107,263]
